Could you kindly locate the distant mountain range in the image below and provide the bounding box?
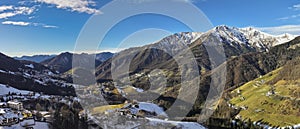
[15,52,114,74]
[14,55,56,63]
[0,52,75,95]
[42,52,114,73]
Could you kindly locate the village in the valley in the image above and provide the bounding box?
[0,84,81,129]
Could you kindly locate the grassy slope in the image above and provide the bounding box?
[230,68,300,127]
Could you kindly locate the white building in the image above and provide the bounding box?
[7,101,23,110]
[0,102,6,108]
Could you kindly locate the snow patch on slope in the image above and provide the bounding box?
[25,64,34,69]
[147,118,205,129]
[0,84,30,96]
[2,121,49,129]
[0,69,6,73]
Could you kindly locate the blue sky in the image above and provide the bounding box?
[0,0,299,56]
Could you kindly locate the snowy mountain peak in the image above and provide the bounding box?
[214,25,236,31]
[275,33,298,44]
[241,27,297,47]
[145,25,297,53]
[206,25,298,51]
[159,32,203,45]
[211,25,249,45]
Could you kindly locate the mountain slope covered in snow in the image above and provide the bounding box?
[196,25,297,51]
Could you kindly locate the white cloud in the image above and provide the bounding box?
[2,21,30,26]
[15,6,35,14]
[0,6,36,19]
[34,0,101,14]
[73,48,125,55]
[174,0,198,3]
[28,16,35,19]
[290,4,300,10]
[278,14,300,20]
[0,12,18,19]
[278,4,300,20]
[2,20,58,28]
[0,5,14,12]
[106,0,199,5]
[42,25,58,28]
[256,25,300,35]
[32,22,58,28]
